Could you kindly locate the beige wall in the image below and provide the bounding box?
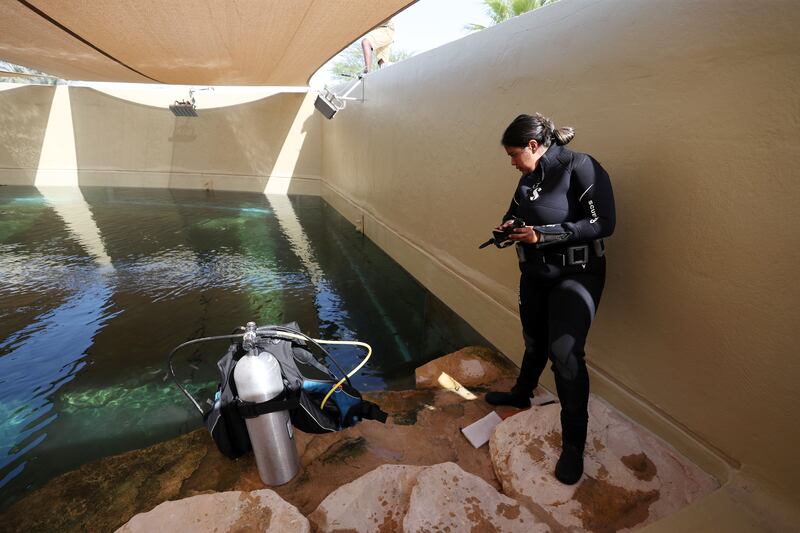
[321,0,800,509]
[0,85,322,194]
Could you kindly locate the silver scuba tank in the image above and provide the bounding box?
[234,323,299,485]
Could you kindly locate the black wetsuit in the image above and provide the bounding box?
[502,143,615,452]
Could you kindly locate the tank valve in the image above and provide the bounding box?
[242,321,258,352]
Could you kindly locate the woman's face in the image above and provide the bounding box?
[505,141,537,174]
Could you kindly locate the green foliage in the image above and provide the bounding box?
[466,0,558,31]
[330,43,412,81]
[0,60,59,85]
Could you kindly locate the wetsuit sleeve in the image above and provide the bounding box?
[534,154,615,246]
[501,191,518,224]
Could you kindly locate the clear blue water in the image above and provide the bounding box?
[0,186,490,509]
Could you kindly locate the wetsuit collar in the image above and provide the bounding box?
[539,143,564,171]
[522,144,563,180]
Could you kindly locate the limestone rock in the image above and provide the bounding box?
[269,389,502,515]
[0,428,255,532]
[310,462,547,533]
[308,464,424,532]
[490,395,718,531]
[415,346,517,390]
[404,462,548,532]
[116,489,309,532]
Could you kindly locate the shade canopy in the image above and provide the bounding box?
[0,0,414,86]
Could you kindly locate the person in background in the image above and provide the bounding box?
[485,113,616,485]
[362,19,395,73]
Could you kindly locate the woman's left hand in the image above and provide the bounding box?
[509,226,539,244]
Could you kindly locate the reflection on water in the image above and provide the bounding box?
[0,186,491,509]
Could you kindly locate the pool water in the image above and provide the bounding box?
[0,185,490,509]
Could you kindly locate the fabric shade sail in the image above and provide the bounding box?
[0,0,414,85]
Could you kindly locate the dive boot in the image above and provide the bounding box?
[554,443,584,485]
[484,391,531,409]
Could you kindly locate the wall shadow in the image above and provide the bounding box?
[0,85,56,185]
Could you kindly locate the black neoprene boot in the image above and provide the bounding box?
[555,443,584,484]
[553,359,589,485]
[484,390,531,408]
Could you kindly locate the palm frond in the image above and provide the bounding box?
[466,0,558,31]
[464,23,487,32]
[485,0,511,24]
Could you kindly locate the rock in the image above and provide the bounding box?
[271,389,501,515]
[116,489,309,532]
[308,464,424,532]
[0,429,253,532]
[415,346,517,390]
[490,395,718,531]
[404,462,548,532]
[310,462,547,533]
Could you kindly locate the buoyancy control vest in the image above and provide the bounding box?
[170,322,388,460]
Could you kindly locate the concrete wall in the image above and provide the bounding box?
[320,0,800,510]
[0,84,53,184]
[0,85,322,194]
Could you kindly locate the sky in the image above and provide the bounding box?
[309,0,492,87]
[392,0,492,54]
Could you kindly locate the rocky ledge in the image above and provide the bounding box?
[2,346,718,532]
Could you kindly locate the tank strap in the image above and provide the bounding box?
[235,389,301,419]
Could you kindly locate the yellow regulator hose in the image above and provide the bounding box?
[314,340,372,410]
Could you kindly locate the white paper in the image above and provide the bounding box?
[437,371,477,400]
[461,411,504,448]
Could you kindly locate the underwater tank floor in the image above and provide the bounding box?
[0,185,491,510]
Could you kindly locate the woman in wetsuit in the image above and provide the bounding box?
[486,113,616,485]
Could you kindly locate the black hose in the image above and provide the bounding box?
[167,333,243,415]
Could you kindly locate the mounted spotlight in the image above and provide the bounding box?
[314,75,364,120]
[169,98,197,117]
[168,87,213,117]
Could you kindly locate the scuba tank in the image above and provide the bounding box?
[233,322,299,485]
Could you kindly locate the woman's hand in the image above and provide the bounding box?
[508,225,540,244]
[494,219,515,232]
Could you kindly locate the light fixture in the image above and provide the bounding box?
[169,98,197,117]
[169,87,213,117]
[314,75,364,120]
